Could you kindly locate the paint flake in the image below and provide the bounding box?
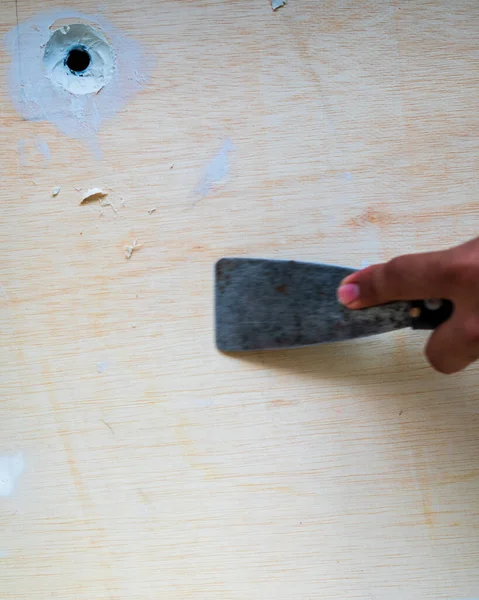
[52,186,61,197]
[80,187,108,204]
[272,0,286,10]
[124,240,141,259]
[148,208,157,215]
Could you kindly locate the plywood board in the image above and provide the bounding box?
[1,1,478,598]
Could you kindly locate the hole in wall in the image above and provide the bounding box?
[43,23,115,95]
[65,46,91,74]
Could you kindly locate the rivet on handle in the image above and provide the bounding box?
[424,299,443,311]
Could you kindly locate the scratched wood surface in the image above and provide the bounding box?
[1,1,479,598]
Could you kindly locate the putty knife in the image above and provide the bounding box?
[215,258,453,352]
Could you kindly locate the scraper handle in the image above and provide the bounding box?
[410,299,454,330]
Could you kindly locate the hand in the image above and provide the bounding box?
[337,237,479,374]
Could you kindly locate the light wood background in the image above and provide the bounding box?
[1,1,479,598]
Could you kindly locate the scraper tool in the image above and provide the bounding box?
[215,258,453,352]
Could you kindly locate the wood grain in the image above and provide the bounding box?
[1,1,478,598]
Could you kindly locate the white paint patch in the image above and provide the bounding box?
[0,453,24,497]
[35,137,51,161]
[97,360,111,374]
[196,139,233,197]
[272,0,287,10]
[4,10,153,142]
[17,139,27,167]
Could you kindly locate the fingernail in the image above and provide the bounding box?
[337,283,360,306]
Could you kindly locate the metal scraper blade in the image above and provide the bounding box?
[215,258,412,351]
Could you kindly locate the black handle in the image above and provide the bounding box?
[410,299,454,330]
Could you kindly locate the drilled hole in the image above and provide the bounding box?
[65,47,91,74]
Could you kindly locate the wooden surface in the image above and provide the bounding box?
[1,1,479,598]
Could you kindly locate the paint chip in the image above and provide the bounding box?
[272,0,286,10]
[52,186,61,197]
[80,188,108,204]
[124,240,141,259]
[148,208,157,215]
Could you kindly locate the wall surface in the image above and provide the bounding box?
[1,1,478,598]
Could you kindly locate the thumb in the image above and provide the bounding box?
[337,251,449,309]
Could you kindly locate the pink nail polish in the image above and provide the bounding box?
[337,283,360,306]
